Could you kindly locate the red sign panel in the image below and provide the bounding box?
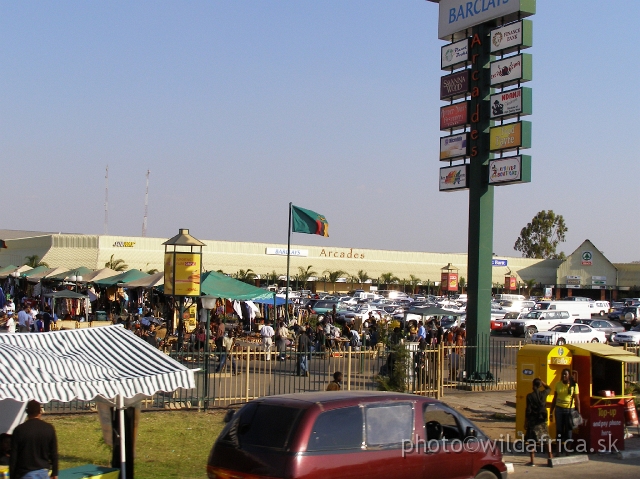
[440,102,469,130]
[441,272,459,292]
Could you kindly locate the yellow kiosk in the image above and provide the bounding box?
[516,345,572,440]
[517,343,640,452]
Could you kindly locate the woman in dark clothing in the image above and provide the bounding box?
[524,378,553,466]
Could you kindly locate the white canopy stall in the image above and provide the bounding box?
[0,325,197,478]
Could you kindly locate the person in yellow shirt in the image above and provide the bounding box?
[550,368,580,453]
[326,371,342,391]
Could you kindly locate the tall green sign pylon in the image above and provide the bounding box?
[465,23,494,381]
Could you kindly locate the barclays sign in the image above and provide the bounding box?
[437,0,536,40]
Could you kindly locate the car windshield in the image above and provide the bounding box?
[549,325,571,332]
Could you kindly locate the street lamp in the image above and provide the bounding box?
[163,229,205,351]
[200,295,216,409]
[69,274,83,293]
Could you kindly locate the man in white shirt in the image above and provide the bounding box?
[260,320,275,361]
[6,312,16,333]
[17,306,33,333]
[4,299,16,315]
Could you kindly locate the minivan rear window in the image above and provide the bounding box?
[227,403,302,450]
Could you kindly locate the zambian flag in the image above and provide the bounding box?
[291,205,329,237]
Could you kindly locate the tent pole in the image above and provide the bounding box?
[285,202,292,323]
[118,394,127,479]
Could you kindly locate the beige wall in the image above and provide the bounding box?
[0,233,562,288]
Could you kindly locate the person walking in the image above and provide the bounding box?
[261,320,275,361]
[275,321,289,361]
[295,328,311,376]
[524,378,553,466]
[10,400,58,479]
[17,306,32,333]
[550,368,580,455]
[326,371,343,391]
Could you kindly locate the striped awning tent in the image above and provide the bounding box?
[0,325,196,403]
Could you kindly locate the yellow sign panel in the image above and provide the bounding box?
[163,253,174,295]
[489,123,522,151]
[550,357,571,365]
[174,253,201,296]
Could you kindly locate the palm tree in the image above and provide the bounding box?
[265,270,280,286]
[409,275,421,294]
[323,269,347,293]
[348,273,360,290]
[297,265,317,290]
[524,278,537,297]
[236,269,257,284]
[379,272,399,289]
[146,268,159,274]
[24,255,49,268]
[356,270,370,288]
[459,277,466,294]
[105,254,128,271]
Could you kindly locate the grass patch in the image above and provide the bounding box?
[47,410,225,479]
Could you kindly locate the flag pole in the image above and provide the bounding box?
[285,202,292,323]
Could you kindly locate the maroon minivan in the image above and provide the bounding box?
[207,391,507,479]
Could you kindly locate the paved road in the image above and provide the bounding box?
[505,452,640,478]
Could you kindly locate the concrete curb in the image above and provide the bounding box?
[548,455,589,467]
[617,449,640,460]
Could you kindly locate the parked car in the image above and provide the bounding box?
[509,310,572,337]
[590,301,611,317]
[499,300,535,314]
[207,391,508,479]
[491,312,525,335]
[611,324,640,346]
[341,303,384,323]
[617,306,640,326]
[531,323,607,345]
[573,318,625,342]
[310,300,340,318]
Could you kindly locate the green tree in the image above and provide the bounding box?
[265,270,279,285]
[379,272,399,288]
[524,278,537,297]
[297,265,317,290]
[105,254,128,271]
[146,268,159,274]
[459,277,466,293]
[322,269,347,293]
[24,255,49,268]
[514,210,568,260]
[236,269,257,284]
[356,270,370,288]
[409,275,421,294]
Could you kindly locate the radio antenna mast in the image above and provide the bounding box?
[142,169,150,236]
[104,165,109,235]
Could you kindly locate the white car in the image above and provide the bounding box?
[612,324,640,346]
[531,323,607,345]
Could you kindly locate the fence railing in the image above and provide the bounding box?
[44,339,530,413]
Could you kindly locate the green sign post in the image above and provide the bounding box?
[433,0,535,381]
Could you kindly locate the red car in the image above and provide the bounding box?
[207,391,507,479]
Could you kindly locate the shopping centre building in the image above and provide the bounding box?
[0,229,637,300]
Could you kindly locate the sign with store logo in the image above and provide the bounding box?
[439,164,469,191]
[567,275,581,286]
[440,70,470,100]
[437,0,535,40]
[441,38,469,70]
[440,133,468,160]
[489,122,532,152]
[582,251,593,265]
[490,20,533,54]
[265,248,309,257]
[490,88,532,119]
[488,155,531,185]
[490,54,532,87]
[592,276,606,285]
[492,259,508,267]
[440,102,469,130]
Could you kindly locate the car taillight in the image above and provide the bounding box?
[207,465,277,479]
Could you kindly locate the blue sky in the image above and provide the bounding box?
[1,1,637,262]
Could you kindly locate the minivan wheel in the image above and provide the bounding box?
[591,338,599,343]
[474,470,499,479]
[599,311,605,317]
[557,338,566,345]
[525,327,537,338]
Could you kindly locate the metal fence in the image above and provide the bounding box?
[44,339,529,413]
